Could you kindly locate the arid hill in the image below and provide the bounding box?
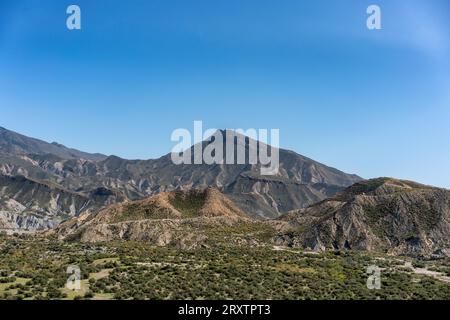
[53,188,274,249]
[275,178,450,257]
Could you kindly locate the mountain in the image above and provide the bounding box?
[0,126,107,161]
[0,127,361,230]
[53,188,274,249]
[275,178,450,257]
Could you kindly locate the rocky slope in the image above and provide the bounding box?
[275,178,450,257]
[0,174,123,230]
[0,127,361,229]
[53,188,274,248]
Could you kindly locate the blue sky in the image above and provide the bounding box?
[0,0,449,188]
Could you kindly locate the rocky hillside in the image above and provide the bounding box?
[0,127,361,229]
[0,174,124,230]
[275,178,450,257]
[53,188,274,249]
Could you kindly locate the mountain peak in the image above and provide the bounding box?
[1,126,362,224]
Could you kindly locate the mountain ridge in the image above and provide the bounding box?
[0,126,361,229]
[0,126,107,161]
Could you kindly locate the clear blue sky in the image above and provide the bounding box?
[1,0,449,188]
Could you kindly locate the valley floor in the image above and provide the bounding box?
[1,233,450,300]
